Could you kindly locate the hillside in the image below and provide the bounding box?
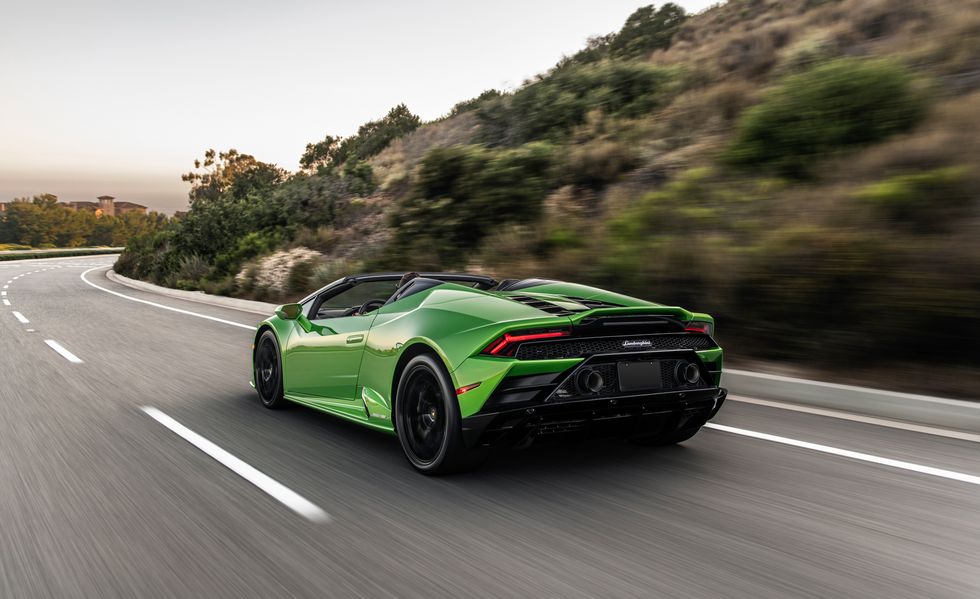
[115,0,980,396]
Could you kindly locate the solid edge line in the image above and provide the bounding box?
[726,368,979,409]
[728,395,980,444]
[44,339,83,363]
[704,423,980,486]
[107,270,273,316]
[81,267,255,330]
[12,311,29,324]
[140,406,329,523]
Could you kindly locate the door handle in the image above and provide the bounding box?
[346,334,364,344]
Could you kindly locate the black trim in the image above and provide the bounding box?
[481,349,713,412]
[461,387,727,448]
[513,332,717,361]
[496,278,558,291]
[384,277,443,305]
[299,271,497,304]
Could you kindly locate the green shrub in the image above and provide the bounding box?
[562,139,638,188]
[854,167,971,231]
[287,258,318,295]
[725,58,927,177]
[211,230,284,277]
[478,62,676,145]
[177,254,211,282]
[449,89,502,116]
[559,3,688,66]
[387,143,556,267]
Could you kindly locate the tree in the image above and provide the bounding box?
[300,135,342,174]
[181,149,286,204]
[609,3,687,60]
[332,104,422,165]
[554,3,687,68]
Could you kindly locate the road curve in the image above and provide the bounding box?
[1,257,978,598]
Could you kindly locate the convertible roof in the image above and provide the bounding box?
[300,272,498,304]
[348,272,498,286]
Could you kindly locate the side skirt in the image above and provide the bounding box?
[284,393,396,435]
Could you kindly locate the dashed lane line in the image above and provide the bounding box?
[43,339,83,363]
[141,407,329,523]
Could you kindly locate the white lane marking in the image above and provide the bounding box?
[705,423,980,486]
[140,407,329,522]
[1,291,6,296]
[80,267,255,330]
[729,395,980,444]
[2,285,7,289]
[44,339,83,363]
[727,368,978,410]
[2,299,10,306]
[12,311,29,324]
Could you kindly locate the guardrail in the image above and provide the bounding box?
[724,369,980,433]
[0,248,123,261]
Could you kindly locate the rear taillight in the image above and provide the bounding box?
[684,321,714,336]
[482,329,570,357]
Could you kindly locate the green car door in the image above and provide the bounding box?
[284,279,400,402]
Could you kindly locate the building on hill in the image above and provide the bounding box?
[67,196,147,217]
[68,201,100,213]
[114,201,148,216]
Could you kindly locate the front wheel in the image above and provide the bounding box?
[394,354,486,475]
[254,330,287,409]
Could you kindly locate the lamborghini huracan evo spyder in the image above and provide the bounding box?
[252,273,727,474]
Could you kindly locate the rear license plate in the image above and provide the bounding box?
[617,361,662,392]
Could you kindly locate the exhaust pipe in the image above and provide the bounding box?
[575,368,605,394]
[676,362,701,385]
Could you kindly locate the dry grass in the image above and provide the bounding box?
[833,91,980,181]
[369,112,479,190]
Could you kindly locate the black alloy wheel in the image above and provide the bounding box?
[255,330,286,409]
[394,354,486,474]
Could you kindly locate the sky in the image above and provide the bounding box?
[0,0,717,213]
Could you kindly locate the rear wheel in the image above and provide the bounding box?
[254,330,287,409]
[394,354,486,475]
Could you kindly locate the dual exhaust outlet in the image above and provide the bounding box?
[574,362,701,395]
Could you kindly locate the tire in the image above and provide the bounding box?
[394,354,487,475]
[254,330,287,409]
[631,425,702,447]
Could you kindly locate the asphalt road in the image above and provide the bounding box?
[1,256,978,598]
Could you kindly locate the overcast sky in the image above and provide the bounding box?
[0,1,717,213]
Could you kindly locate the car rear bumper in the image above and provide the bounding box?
[461,386,727,448]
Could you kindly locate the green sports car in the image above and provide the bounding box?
[252,272,726,474]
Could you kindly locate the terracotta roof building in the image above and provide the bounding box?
[66,196,147,217]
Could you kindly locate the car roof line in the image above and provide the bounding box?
[297,272,499,305]
[349,272,498,285]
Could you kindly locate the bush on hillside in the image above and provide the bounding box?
[559,3,688,67]
[725,58,927,177]
[854,166,972,231]
[386,143,556,267]
[478,62,676,145]
[301,104,421,173]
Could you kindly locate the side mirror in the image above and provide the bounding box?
[275,303,303,320]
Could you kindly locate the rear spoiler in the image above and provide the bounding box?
[570,306,695,323]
